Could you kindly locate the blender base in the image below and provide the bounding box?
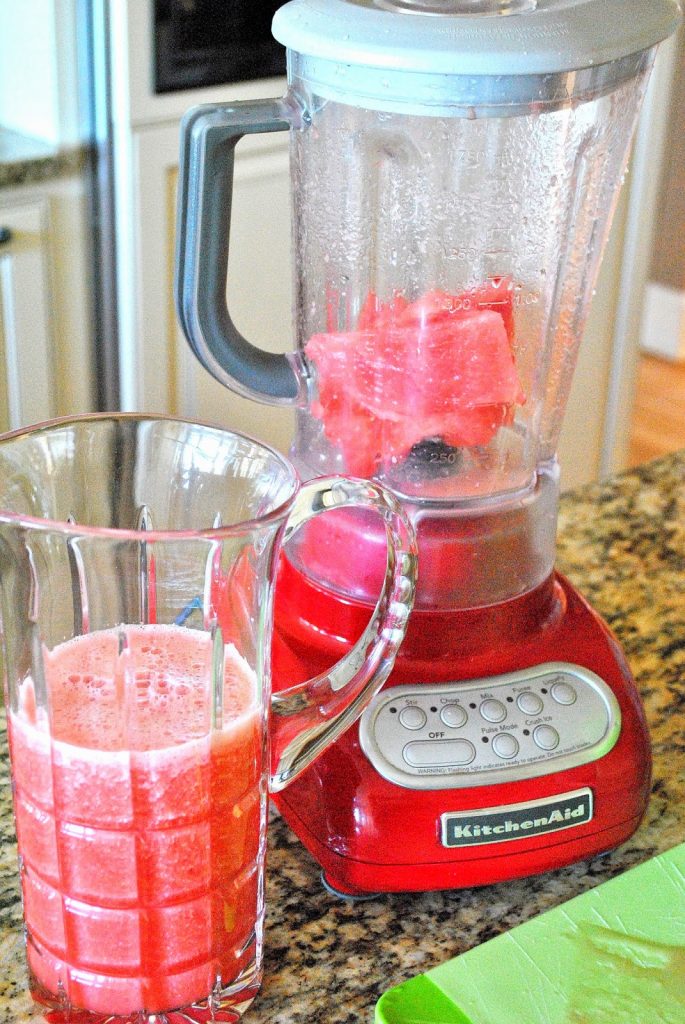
[272,563,651,895]
[315,816,647,899]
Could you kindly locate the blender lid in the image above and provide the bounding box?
[272,0,682,77]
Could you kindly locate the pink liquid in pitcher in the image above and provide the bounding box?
[8,624,262,1018]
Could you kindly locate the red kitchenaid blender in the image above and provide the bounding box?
[175,0,682,895]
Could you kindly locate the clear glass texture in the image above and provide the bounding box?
[0,415,416,1022]
[286,54,652,607]
[290,54,652,503]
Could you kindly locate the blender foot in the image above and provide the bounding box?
[320,872,382,902]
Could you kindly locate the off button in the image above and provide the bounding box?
[404,739,476,768]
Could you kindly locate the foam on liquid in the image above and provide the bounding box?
[16,623,257,750]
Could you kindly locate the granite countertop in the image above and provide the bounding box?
[0,128,88,189]
[1,452,684,1023]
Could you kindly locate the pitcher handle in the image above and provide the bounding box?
[175,99,309,406]
[270,477,418,792]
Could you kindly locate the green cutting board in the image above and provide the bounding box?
[376,843,685,1024]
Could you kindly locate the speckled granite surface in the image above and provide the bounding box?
[1,452,684,1023]
[0,128,88,188]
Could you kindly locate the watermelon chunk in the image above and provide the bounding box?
[305,282,525,476]
[398,278,516,344]
[357,290,410,331]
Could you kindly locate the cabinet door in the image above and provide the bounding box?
[123,121,294,454]
[0,200,55,433]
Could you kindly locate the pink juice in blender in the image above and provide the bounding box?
[9,623,262,1018]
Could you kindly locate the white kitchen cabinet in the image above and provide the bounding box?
[0,197,55,432]
[108,2,295,449]
[0,177,95,435]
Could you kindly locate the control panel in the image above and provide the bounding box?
[358,662,621,790]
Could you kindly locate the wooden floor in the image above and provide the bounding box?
[627,353,685,468]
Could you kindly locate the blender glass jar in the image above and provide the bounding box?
[175,0,681,607]
[286,50,652,501]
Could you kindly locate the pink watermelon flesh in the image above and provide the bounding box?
[305,284,525,477]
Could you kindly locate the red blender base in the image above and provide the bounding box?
[271,560,651,895]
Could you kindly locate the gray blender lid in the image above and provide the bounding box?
[272,0,682,76]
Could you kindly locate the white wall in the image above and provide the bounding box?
[0,0,84,145]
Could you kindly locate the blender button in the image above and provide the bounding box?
[551,681,578,705]
[533,725,560,751]
[480,699,507,723]
[440,703,468,728]
[516,692,544,715]
[492,733,519,760]
[399,706,427,731]
[403,739,476,768]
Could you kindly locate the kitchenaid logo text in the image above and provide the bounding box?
[440,790,593,848]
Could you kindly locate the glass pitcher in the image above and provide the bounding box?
[175,0,680,610]
[0,414,416,1022]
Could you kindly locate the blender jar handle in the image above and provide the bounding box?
[270,477,418,791]
[175,99,307,405]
